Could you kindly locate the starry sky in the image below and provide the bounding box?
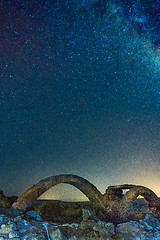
[1,0,160,200]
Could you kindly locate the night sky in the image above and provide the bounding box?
[1,0,160,200]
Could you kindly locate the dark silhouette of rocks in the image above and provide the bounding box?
[0,190,17,208]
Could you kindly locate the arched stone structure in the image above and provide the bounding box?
[103,184,136,203]
[12,175,160,212]
[12,174,104,210]
[121,185,160,210]
[103,184,160,211]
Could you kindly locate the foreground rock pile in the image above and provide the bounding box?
[1,209,160,239]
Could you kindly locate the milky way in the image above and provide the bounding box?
[0,0,160,200]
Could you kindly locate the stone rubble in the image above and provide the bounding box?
[1,209,160,239]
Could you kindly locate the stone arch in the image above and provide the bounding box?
[12,174,104,210]
[121,185,160,210]
[103,184,136,203]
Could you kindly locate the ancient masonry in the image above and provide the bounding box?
[12,174,160,212]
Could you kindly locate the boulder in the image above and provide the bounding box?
[9,230,21,238]
[116,220,153,239]
[22,231,47,240]
[79,220,95,238]
[82,209,99,222]
[140,214,160,231]
[0,223,15,234]
[68,237,77,240]
[26,210,43,221]
[49,228,66,240]
[93,220,115,238]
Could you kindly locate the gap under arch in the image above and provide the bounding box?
[38,183,89,202]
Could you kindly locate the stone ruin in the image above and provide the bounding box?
[11,174,160,218]
[1,175,160,239]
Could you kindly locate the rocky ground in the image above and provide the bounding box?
[1,207,160,239]
[33,198,160,225]
[1,190,160,239]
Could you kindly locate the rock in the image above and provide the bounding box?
[12,218,32,231]
[80,220,95,229]
[26,210,42,221]
[104,187,123,202]
[2,206,160,240]
[0,210,51,240]
[0,215,10,224]
[22,232,46,240]
[116,220,151,239]
[140,214,160,231]
[78,209,100,238]
[68,237,77,240]
[93,220,115,238]
[19,223,48,240]
[13,216,23,222]
[50,228,65,240]
[67,223,79,229]
[78,220,95,238]
[8,230,20,238]
[0,190,17,208]
[82,209,99,222]
[0,190,10,208]
[127,198,149,211]
[0,190,5,198]
[82,209,92,222]
[0,224,14,234]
